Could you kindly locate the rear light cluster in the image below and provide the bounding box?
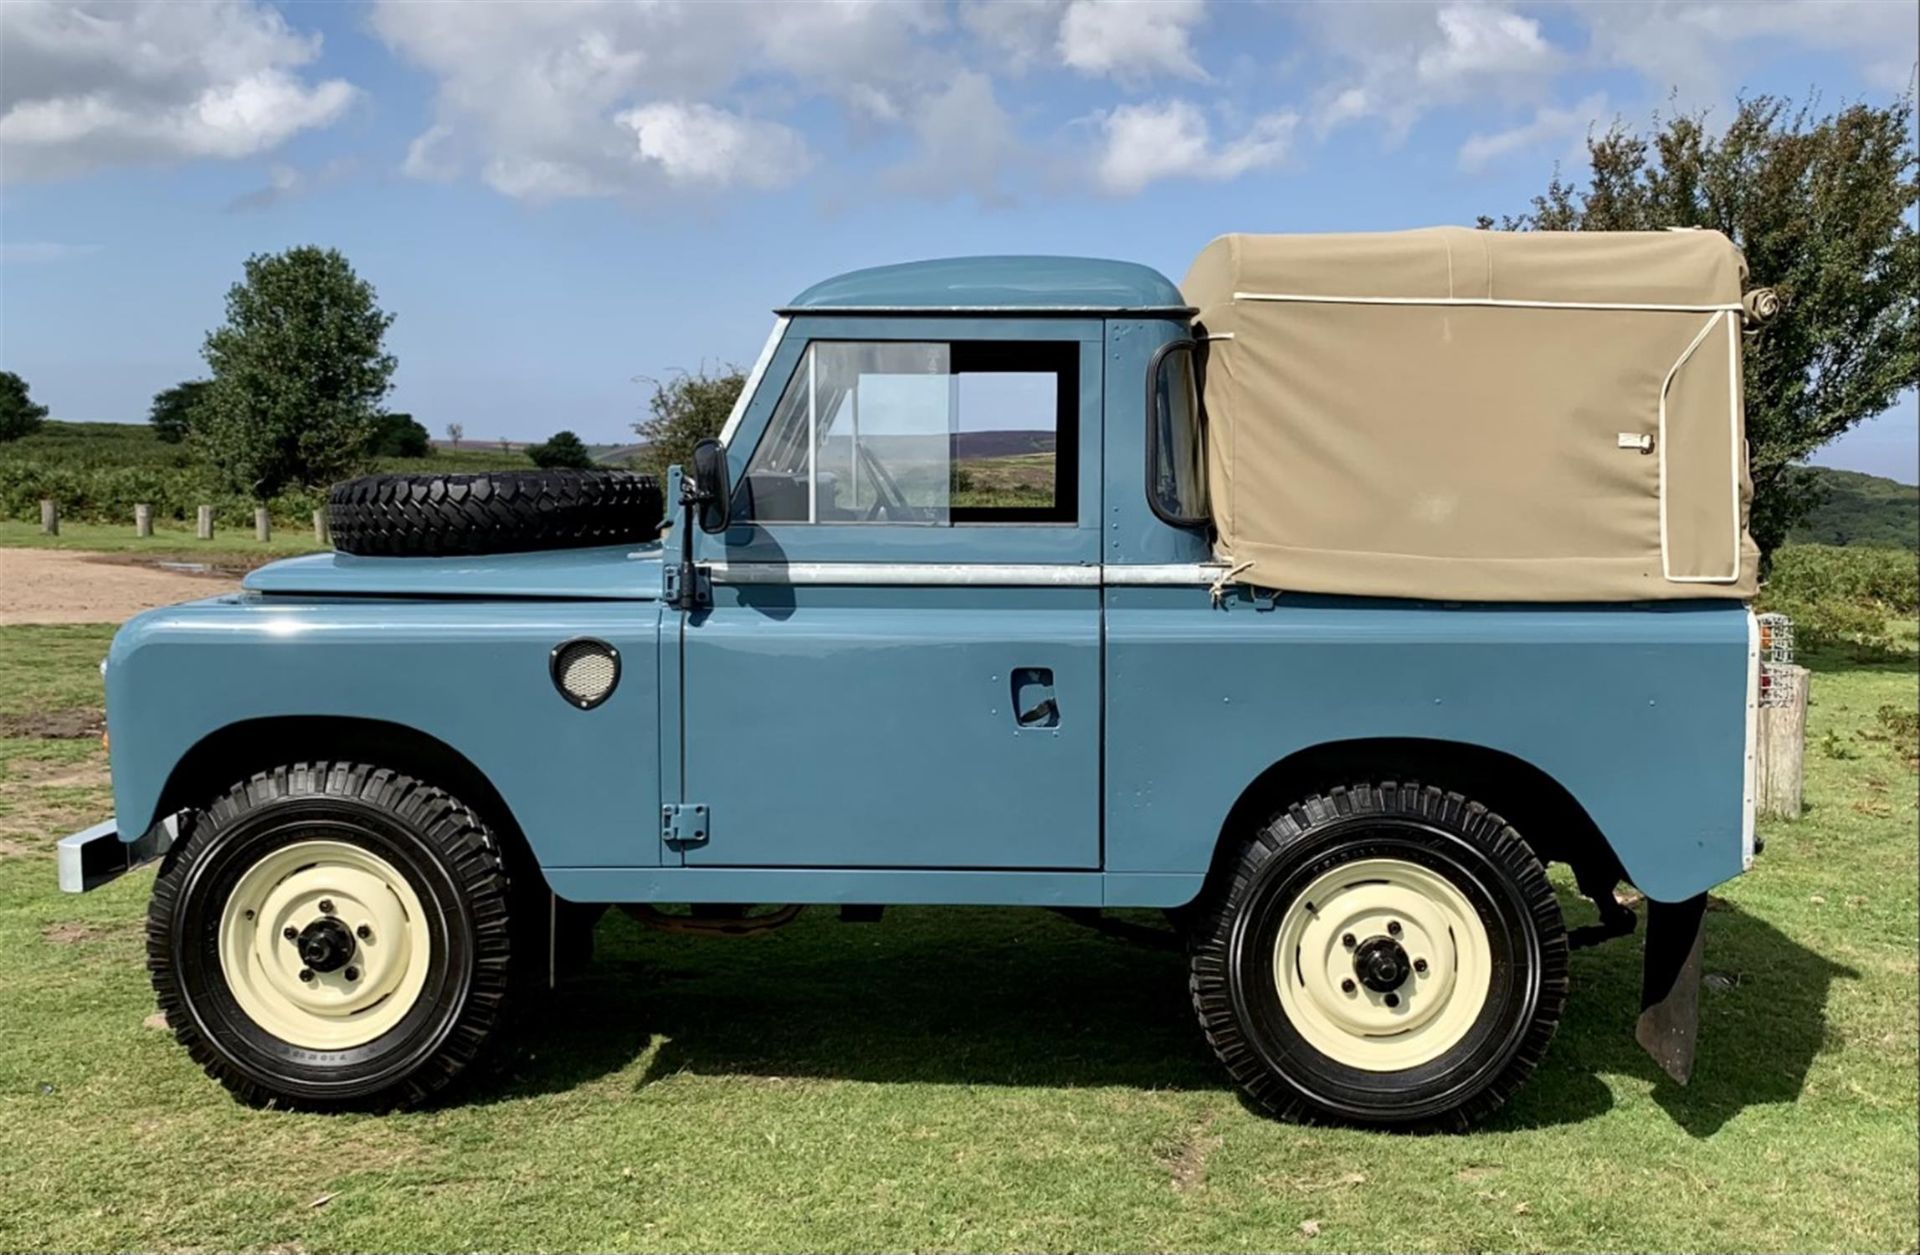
[1757,612,1796,708]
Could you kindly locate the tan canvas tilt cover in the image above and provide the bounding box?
[1183,227,1759,601]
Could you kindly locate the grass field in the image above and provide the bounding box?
[0,622,1914,1251]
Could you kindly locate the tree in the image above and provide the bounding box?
[445,422,464,450]
[148,380,210,444]
[1485,92,1918,559]
[368,412,431,458]
[0,371,49,441]
[631,365,745,478]
[195,246,397,498]
[527,429,596,469]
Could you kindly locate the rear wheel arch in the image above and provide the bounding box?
[1201,738,1625,911]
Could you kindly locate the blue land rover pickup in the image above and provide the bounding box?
[61,229,1771,1128]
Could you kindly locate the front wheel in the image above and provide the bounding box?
[147,763,517,1111]
[1188,782,1567,1129]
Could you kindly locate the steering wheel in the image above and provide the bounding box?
[856,442,926,522]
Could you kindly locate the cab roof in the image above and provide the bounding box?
[782,255,1190,315]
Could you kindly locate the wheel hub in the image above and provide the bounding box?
[1352,934,1410,993]
[295,917,356,973]
[1271,856,1494,1072]
[217,839,432,1051]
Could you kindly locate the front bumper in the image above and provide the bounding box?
[56,815,175,894]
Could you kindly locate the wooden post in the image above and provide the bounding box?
[254,508,271,543]
[1756,665,1809,821]
[134,503,153,538]
[197,505,214,540]
[312,509,329,546]
[39,499,58,536]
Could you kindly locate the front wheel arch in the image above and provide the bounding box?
[151,717,546,898]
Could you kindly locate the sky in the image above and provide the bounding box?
[1,0,1915,480]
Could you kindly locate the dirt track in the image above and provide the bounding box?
[0,549,242,626]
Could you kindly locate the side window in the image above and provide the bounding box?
[1148,341,1208,527]
[739,340,1078,525]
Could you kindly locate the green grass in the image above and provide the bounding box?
[0,520,325,559]
[0,627,1913,1251]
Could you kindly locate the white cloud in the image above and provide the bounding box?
[1095,99,1294,194]
[0,240,102,264]
[618,103,811,189]
[1060,0,1209,81]
[1458,93,1608,172]
[885,70,1023,203]
[1575,1,1920,103]
[226,156,358,212]
[959,0,1068,73]
[1302,2,1560,138]
[371,0,945,202]
[402,124,458,182]
[1416,6,1554,87]
[0,0,354,182]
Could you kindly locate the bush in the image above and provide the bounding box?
[367,412,431,458]
[527,430,594,469]
[1758,544,1919,653]
[0,457,323,528]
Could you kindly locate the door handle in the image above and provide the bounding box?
[1011,667,1059,728]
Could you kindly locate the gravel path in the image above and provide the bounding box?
[0,549,241,625]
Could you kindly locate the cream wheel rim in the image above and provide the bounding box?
[1272,857,1493,1072]
[217,839,432,1051]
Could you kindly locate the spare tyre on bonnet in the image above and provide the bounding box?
[326,469,663,557]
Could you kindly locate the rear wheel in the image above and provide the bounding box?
[148,763,517,1111]
[1188,782,1567,1129]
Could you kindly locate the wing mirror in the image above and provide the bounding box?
[690,438,732,534]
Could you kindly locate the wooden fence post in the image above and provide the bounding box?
[134,503,153,538]
[312,509,329,546]
[39,499,58,536]
[1756,665,1809,821]
[197,505,214,540]
[254,508,271,543]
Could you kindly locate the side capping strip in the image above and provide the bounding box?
[706,562,1226,588]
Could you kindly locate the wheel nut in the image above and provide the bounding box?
[1386,920,1402,937]
[356,924,372,941]
[1340,978,1356,994]
[1341,932,1357,950]
[343,967,358,982]
[282,926,298,941]
[318,899,336,915]
[1413,958,1428,974]
[1384,992,1400,1008]
[298,969,314,982]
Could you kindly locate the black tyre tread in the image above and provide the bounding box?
[1187,781,1569,1131]
[147,762,516,1112]
[327,469,663,557]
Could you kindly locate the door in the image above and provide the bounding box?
[677,320,1103,869]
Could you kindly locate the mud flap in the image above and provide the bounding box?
[1635,893,1707,1084]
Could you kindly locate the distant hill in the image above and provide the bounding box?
[1790,467,1918,550]
[954,430,1055,459]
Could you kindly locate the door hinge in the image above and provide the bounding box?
[663,563,711,609]
[662,802,710,849]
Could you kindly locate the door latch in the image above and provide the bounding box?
[662,803,710,849]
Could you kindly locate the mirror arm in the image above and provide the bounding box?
[673,470,708,612]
